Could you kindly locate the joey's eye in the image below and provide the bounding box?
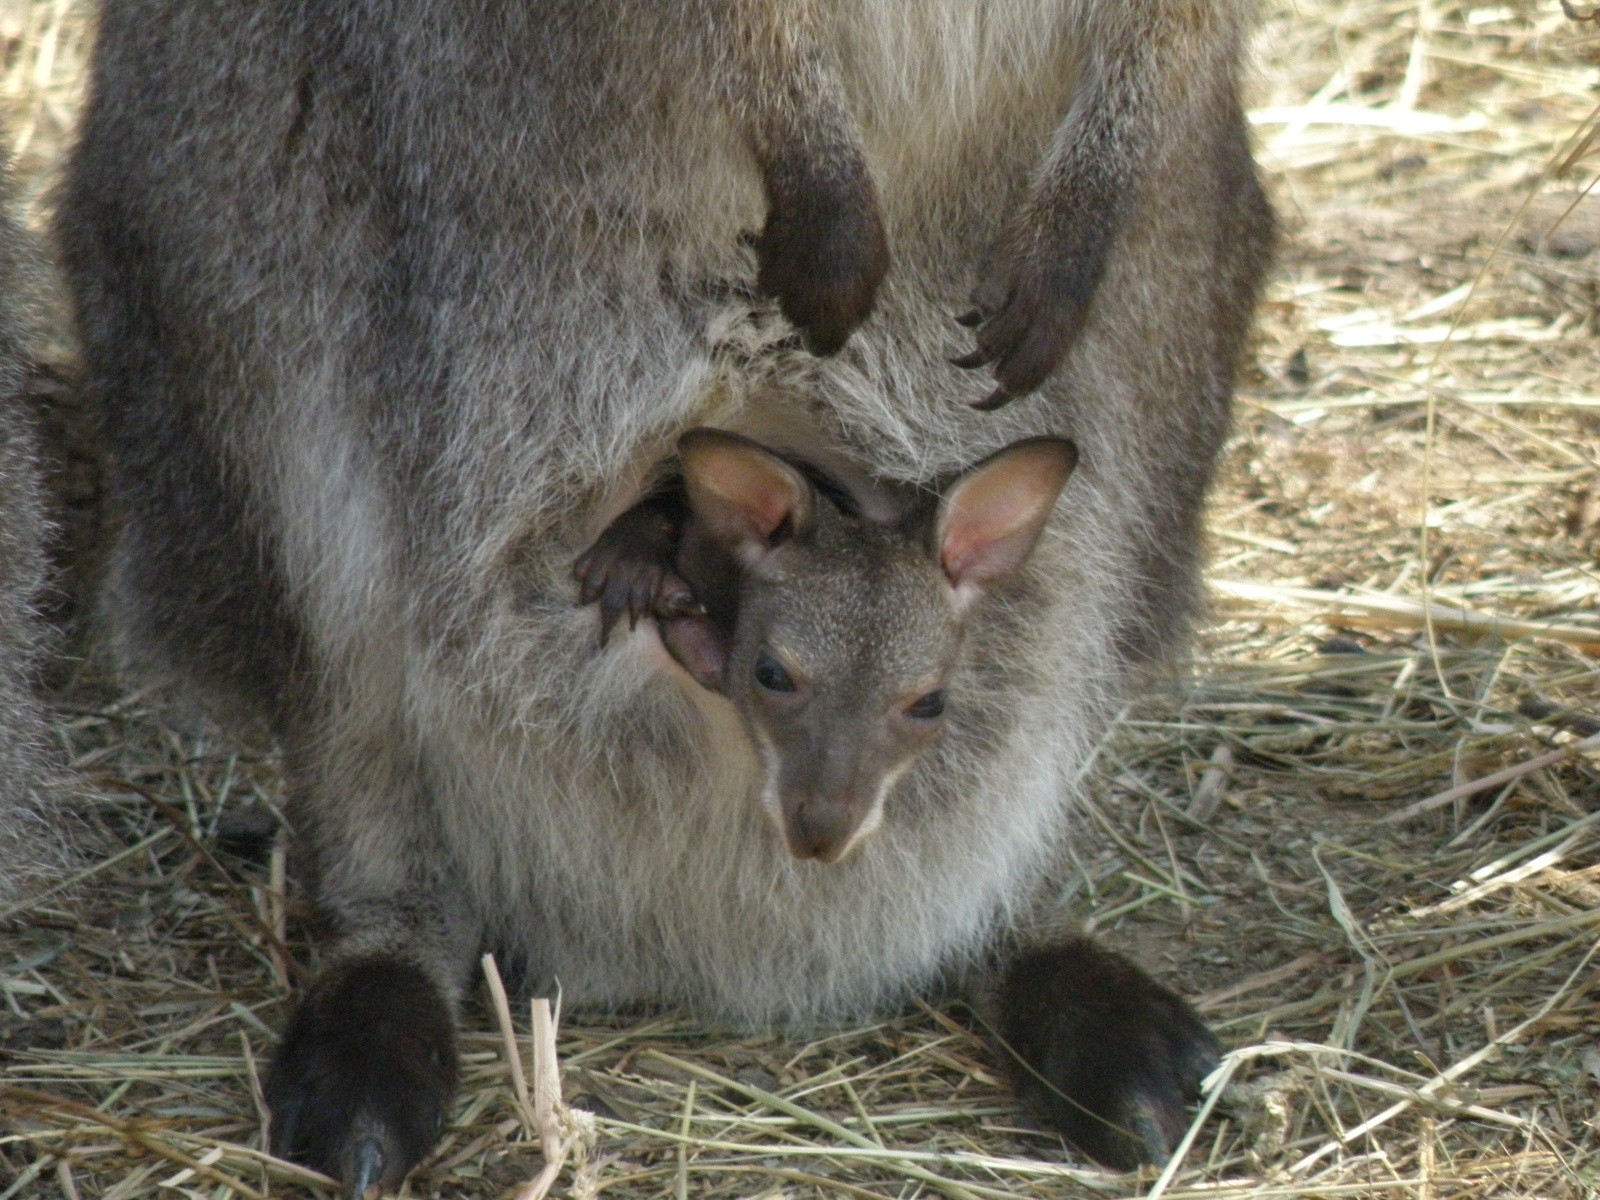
[905,690,946,720]
[753,649,797,694]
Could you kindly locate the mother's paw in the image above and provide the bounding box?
[755,149,889,356]
[953,205,1117,409]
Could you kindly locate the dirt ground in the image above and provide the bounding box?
[2,3,1599,1199]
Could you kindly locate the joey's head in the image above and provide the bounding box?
[676,429,1077,865]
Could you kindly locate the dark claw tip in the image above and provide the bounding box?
[950,350,992,370]
[954,309,984,328]
[970,385,1012,412]
[347,1136,386,1200]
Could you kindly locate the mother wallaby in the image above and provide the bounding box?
[60,0,1272,1190]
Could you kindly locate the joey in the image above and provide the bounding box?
[579,429,1078,861]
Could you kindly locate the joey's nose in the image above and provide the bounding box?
[783,798,860,864]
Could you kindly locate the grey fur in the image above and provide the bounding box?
[0,178,71,908]
[59,0,1272,1028]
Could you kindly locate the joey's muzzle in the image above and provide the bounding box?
[780,791,876,864]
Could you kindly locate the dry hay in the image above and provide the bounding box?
[3,2,1600,1197]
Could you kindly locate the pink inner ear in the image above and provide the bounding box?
[715,454,800,540]
[680,430,811,554]
[940,496,1047,587]
[939,440,1075,591]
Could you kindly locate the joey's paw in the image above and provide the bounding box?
[266,958,457,1198]
[755,154,889,356]
[574,509,699,643]
[952,215,1113,409]
[997,938,1218,1171]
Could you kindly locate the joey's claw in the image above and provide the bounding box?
[599,570,636,639]
[575,549,624,620]
[950,348,993,371]
[997,938,1219,1170]
[266,958,457,1196]
[579,555,636,641]
[572,550,601,604]
[954,308,984,329]
[628,564,664,628]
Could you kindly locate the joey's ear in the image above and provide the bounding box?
[678,428,814,565]
[937,437,1077,604]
